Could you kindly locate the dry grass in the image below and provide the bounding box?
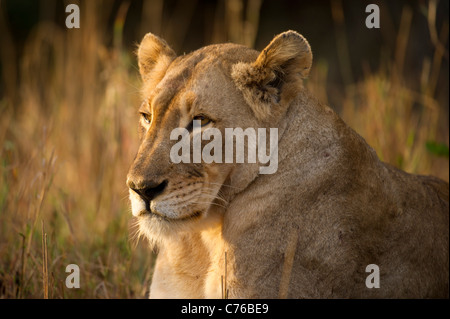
[0,2,152,299]
[309,1,449,182]
[0,1,448,299]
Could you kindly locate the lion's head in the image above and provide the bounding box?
[127,31,312,241]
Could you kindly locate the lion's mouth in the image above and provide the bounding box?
[139,209,202,222]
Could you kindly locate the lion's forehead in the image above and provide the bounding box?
[147,56,203,120]
[141,43,262,139]
[149,44,258,115]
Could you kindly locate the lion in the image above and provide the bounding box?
[126,30,449,298]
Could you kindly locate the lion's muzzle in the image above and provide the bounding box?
[127,177,168,215]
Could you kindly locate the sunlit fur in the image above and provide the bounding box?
[128,30,449,299]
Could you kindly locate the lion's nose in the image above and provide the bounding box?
[128,179,168,204]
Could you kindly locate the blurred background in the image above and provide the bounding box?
[0,0,448,298]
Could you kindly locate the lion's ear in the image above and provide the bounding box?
[137,33,176,83]
[231,30,312,121]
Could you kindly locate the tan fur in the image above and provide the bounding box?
[137,33,177,95]
[232,31,312,121]
[127,31,449,298]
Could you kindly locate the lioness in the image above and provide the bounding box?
[127,30,449,298]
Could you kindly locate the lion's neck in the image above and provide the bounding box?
[150,209,225,298]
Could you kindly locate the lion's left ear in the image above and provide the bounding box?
[231,30,312,121]
[137,33,176,84]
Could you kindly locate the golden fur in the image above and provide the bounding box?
[127,31,449,298]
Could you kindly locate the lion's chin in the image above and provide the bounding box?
[136,209,205,244]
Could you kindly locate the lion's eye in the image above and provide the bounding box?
[193,115,211,127]
[141,113,151,125]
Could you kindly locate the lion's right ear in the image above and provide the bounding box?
[137,33,176,83]
[232,31,312,121]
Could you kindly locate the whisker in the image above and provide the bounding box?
[198,192,229,204]
[163,188,202,201]
[128,221,143,248]
[186,201,228,209]
[205,182,243,190]
[203,187,228,204]
[196,187,229,202]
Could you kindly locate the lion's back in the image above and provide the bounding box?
[376,164,449,297]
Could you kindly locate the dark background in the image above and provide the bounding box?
[1,0,449,111]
